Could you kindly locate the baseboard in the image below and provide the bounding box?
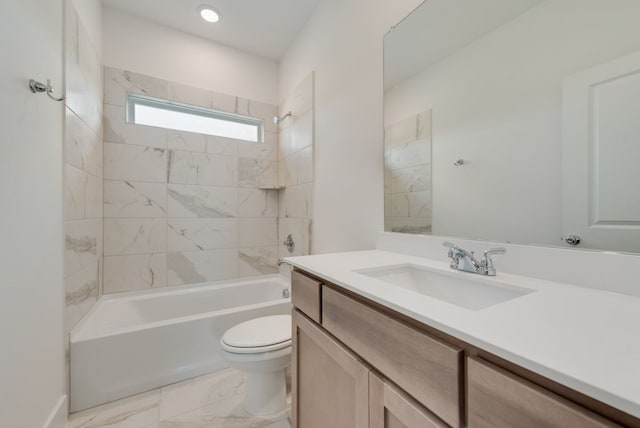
[42,395,67,428]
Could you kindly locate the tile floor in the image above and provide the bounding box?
[67,368,291,428]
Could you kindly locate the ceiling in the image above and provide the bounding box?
[101,0,320,60]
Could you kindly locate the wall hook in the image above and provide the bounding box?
[29,78,65,102]
[453,159,464,166]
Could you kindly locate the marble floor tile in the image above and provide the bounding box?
[68,369,291,428]
[158,369,244,421]
[158,393,290,428]
[67,389,160,428]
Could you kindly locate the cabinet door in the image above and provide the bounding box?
[292,310,370,428]
[467,357,620,428]
[370,372,448,428]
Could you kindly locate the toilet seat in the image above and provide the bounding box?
[221,315,291,354]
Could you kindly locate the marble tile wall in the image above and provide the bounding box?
[278,73,315,261]
[63,0,103,395]
[384,110,433,234]
[102,67,281,293]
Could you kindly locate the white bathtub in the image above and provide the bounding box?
[70,274,291,412]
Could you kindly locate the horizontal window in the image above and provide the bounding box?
[126,94,263,143]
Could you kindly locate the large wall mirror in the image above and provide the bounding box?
[384,0,640,254]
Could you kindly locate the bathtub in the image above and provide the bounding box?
[70,274,291,412]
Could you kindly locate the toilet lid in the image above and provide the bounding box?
[222,315,291,350]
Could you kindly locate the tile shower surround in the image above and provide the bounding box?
[102,67,314,293]
[384,110,433,234]
[277,72,315,261]
[64,0,103,355]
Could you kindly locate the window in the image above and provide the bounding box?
[126,94,264,143]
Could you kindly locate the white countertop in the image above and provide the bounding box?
[285,250,640,418]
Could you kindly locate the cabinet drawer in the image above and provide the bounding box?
[291,270,322,323]
[322,287,463,428]
[467,357,620,428]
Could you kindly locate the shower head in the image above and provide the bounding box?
[273,111,292,125]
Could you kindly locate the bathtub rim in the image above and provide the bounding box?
[71,274,291,342]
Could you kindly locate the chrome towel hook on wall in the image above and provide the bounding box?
[29,78,65,102]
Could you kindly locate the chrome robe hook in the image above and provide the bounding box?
[29,78,65,102]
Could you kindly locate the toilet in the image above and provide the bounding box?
[220,314,292,416]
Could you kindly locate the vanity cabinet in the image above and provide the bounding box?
[291,268,636,428]
[292,310,370,428]
[466,357,619,428]
[291,270,322,323]
[370,372,448,428]
[322,286,462,427]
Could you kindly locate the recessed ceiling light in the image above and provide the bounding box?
[198,5,220,23]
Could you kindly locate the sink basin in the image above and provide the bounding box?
[355,264,534,310]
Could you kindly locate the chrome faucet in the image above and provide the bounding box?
[443,242,506,276]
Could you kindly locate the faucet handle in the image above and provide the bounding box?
[484,247,506,257]
[481,248,506,276]
[443,241,462,249]
[443,241,461,259]
[443,241,464,254]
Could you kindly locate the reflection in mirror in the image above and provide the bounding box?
[384,0,640,254]
[384,110,432,234]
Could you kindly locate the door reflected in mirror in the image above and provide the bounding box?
[384,0,640,254]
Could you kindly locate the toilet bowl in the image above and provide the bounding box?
[220,314,292,416]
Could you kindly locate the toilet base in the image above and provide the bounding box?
[244,369,287,416]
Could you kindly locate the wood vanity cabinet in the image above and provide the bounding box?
[291,270,322,323]
[370,372,448,428]
[292,310,370,428]
[322,286,463,427]
[291,268,637,428]
[466,357,619,428]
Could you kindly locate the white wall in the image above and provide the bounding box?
[385,0,640,246]
[279,0,424,253]
[0,0,66,426]
[103,7,279,105]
